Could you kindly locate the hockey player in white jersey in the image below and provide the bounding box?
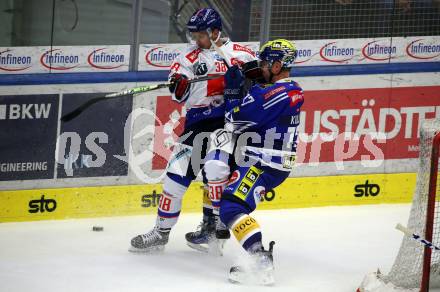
[130,8,256,253]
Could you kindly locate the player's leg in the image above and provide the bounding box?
[207,129,237,240]
[130,123,203,253]
[183,130,226,252]
[205,148,233,233]
[184,173,217,251]
[130,171,194,253]
[219,164,290,285]
[186,149,232,253]
[186,127,237,253]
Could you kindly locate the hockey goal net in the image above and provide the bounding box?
[357,119,440,292]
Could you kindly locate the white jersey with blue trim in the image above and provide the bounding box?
[225,78,305,171]
[168,39,257,109]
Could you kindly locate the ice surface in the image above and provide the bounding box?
[0,204,433,292]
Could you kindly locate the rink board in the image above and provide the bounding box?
[1,73,439,193]
[0,172,416,223]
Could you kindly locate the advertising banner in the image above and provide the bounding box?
[0,94,59,180]
[138,36,440,71]
[57,93,132,178]
[151,86,440,170]
[0,45,130,74]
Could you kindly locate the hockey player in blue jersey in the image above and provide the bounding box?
[204,39,304,284]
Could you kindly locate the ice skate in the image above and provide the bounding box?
[129,227,169,253]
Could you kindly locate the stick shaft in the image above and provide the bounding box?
[105,74,222,98]
[396,223,440,251]
[61,74,223,122]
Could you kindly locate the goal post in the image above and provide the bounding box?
[357,119,440,292]
[421,124,440,292]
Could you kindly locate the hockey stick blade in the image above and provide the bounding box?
[60,84,166,122]
[61,74,222,122]
[396,223,440,251]
[61,97,107,122]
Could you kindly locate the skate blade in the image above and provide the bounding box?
[186,242,209,253]
[228,270,275,286]
[128,245,165,254]
[208,239,225,256]
[186,240,225,256]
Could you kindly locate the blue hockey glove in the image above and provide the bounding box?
[224,65,245,101]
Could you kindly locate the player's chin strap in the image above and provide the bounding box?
[267,62,275,83]
[208,29,222,46]
[267,61,286,84]
[208,30,232,68]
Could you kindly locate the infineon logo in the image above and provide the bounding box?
[0,49,32,72]
[406,39,440,60]
[87,48,125,69]
[40,49,79,70]
[145,46,180,68]
[361,40,397,61]
[319,41,355,63]
[294,48,315,64]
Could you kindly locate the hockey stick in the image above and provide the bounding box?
[396,223,440,251]
[61,74,222,122]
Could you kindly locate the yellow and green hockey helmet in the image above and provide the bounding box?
[259,39,298,69]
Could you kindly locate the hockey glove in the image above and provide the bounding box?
[169,73,190,102]
[242,60,264,82]
[224,65,245,101]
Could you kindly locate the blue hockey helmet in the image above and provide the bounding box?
[187,8,222,32]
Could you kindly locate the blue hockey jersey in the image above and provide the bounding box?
[225,78,304,172]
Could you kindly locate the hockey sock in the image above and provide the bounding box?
[208,178,228,218]
[231,214,263,252]
[202,185,213,222]
[156,175,187,232]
